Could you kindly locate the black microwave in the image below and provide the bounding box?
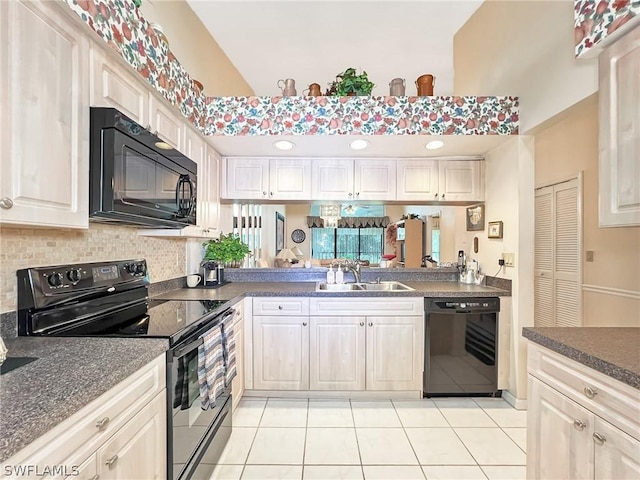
[89,107,197,228]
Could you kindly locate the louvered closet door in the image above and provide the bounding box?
[534,179,581,327]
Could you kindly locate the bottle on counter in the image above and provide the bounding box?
[326,266,335,284]
[335,266,344,284]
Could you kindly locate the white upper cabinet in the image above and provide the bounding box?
[0,0,89,229]
[223,158,311,200]
[89,44,148,126]
[149,96,185,154]
[397,159,483,202]
[312,159,396,201]
[598,26,640,227]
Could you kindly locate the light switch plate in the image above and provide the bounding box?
[502,253,515,267]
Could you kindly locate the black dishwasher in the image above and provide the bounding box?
[424,297,500,397]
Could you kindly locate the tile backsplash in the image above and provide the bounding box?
[0,224,186,313]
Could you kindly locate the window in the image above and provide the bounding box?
[312,228,383,263]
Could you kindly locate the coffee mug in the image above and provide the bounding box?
[186,274,201,288]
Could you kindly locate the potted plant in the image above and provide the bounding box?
[202,233,251,268]
[326,68,375,96]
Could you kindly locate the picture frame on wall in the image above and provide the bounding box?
[275,212,285,254]
[466,204,485,231]
[488,221,504,239]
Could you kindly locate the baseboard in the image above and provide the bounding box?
[243,390,422,400]
[502,389,527,410]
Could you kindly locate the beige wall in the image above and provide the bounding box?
[535,95,640,327]
[0,225,186,313]
[141,0,253,96]
[454,0,598,133]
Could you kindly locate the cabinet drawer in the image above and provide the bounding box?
[2,355,166,477]
[253,297,309,316]
[528,344,640,440]
[310,297,423,316]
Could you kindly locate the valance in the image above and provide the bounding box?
[306,216,390,228]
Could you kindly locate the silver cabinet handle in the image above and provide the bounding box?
[105,454,118,468]
[441,193,445,199]
[348,192,353,197]
[95,417,110,430]
[270,191,273,196]
[434,193,439,198]
[0,197,13,209]
[368,322,373,327]
[573,419,586,431]
[593,432,606,445]
[356,192,360,197]
[262,191,267,196]
[360,322,364,326]
[302,322,307,326]
[278,305,283,310]
[584,386,597,399]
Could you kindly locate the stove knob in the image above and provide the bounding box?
[48,272,63,287]
[66,269,81,283]
[460,303,467,309]
[134,263,146,276]
[126,263,137,275]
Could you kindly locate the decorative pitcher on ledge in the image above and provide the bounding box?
[415,74,435,96]
[277,78,297,96]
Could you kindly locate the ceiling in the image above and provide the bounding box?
[187,0,496,158]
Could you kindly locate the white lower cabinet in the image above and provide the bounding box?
[527,343,640,480]
[252,315,310,390]
[231,301,245,411]
[309,316,366,391]
[250,297,424,393]
[1,354,166,480]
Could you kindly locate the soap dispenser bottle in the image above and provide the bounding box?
[335,266,344,284]
[326,266,335,284]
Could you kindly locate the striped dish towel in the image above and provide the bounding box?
[197,324,225,410]
[223,321,237,387]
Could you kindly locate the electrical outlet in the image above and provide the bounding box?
[502,253,515,267]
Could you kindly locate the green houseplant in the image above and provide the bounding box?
[327,68,374,96]
[202,233,251,267]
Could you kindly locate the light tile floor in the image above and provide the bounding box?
[210,397,527,480]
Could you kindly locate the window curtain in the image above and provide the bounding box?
[306,216,390,228]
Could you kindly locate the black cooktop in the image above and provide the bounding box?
[117,299,232,345]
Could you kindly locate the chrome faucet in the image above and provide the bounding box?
[342,259,363,283]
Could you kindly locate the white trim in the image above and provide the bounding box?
[582,284,640,300]
[501,389,527,411]
[535,172,583,190]
[243,390,421,400]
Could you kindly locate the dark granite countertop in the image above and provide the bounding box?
[523,327,640,390]
[152,281,509,302]
[0,337,169,463]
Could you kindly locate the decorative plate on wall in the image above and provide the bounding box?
[291,229,306,243]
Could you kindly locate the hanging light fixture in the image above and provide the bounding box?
[320,204,342,228]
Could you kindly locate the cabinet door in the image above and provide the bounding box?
[527,376,593,480]
[269,158,311,200]
[309,316,366,391]
[201,145,220,232]
[89,45,148,126]
[149,95,184,153]
[438,160,483,202]
[253,316,309,390]
[0,0,89,229]
[354,159,397,200]
[396,160,439,201]
[593,418,640,480]
[224,158,270,200]
[66,454,97,480]
[232,311,244,411]
[97,392,166,480]
[598,27,640,227]
[365,316,423,391]
[311,159,354,200]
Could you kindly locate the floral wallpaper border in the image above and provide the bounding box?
[574,0,640,57]
[204,96,519,136]
[62,0,208,131]
[62,0,519,137]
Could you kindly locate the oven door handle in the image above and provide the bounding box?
[172,337,203,360]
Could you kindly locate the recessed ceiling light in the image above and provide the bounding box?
[155,141,173,150]
[425,140,444,150]
[350,139,369,150]
[273,140,295,151]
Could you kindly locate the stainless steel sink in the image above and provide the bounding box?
[315,281,414,292]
